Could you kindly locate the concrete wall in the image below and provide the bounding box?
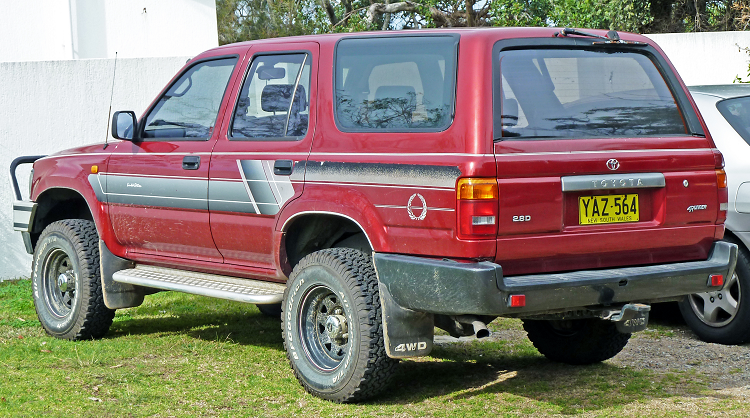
[0,0,218,62]
[646,31,750,86]
[1,57,191,279]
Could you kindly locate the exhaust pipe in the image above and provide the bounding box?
[453,315,492,339]
[471,320,491,339]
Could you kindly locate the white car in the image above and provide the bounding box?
[684,85,750,344]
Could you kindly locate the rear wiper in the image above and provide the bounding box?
[555,28,647,46]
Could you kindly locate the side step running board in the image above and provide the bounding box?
[112,265,285,304]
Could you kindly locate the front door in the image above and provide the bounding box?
[106,49,246,263]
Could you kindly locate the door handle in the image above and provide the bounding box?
[182,156,200,170]
[274,160,293,176]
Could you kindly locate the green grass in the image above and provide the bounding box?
[0,279,747,417]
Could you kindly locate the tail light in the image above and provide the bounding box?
[717,168,728,224]
[457,178,498,238]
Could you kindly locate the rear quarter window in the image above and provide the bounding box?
[717,96,750,146]
[334,36,458,132]
[494,49,687,140]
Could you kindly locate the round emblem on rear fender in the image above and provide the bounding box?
[606,159,620,171]
[407,193,427,221]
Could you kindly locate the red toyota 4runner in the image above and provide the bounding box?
[11,27,736,402]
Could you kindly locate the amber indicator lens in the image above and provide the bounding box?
[91,165,99,174]
[716,169,727,189]
[457,178,498,200]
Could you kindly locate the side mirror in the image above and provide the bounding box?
[112,111,138,140]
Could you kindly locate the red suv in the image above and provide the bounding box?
[11,27,736,402]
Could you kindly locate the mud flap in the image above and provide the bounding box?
[99,240,144,309]
[378,282,434,359]
[610,303,651,334]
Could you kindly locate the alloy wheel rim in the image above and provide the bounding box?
[42,248,77,318]
[688,272,741,328]
[298,285,351,371]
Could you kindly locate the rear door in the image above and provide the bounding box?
[492,40,722,275]
[208,42,318,275]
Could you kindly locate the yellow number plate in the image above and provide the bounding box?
[579,194,639,225]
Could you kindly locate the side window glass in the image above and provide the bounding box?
[231,53,311,140]
[143,57,237,140]
[334,36,458,132]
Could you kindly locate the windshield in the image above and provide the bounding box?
[494,49,687,140]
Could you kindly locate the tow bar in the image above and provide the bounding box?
[601,303,651,333]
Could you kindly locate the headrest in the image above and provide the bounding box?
[374,85,416,102]
[261,84,307,113]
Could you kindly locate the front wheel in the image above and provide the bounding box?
[282,248,396,402]
[523,318,630,365]
[679,240,750,345]
[32,219,115,340]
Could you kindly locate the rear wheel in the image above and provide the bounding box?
[282,248,396,402]
[32,219,115,340]
[523,318,630,365]
[679,240,750,345]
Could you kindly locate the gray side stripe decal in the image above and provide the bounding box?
[304,161,461,189]
[104,174,208,210]
[88,174,106,202]
[238,160,296,215]
[90,161,454,214]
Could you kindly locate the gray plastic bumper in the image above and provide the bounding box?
[373,241,738,317]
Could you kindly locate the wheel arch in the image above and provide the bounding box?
[724,228,749,252]
[279,211,374,277]
[30,187,97,250]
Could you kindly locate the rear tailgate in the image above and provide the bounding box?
[492,41,724,276]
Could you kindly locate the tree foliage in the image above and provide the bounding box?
[216,0,750,45]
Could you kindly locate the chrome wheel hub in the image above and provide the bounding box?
[325,314,349,343]
[57,272,73,293]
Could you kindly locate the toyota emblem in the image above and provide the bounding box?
[606,159,620,171]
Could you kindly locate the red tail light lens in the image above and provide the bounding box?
[457,178,498,239]
[713,149,725,169]
[717,169,728,224]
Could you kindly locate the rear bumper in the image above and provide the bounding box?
[373,241,738,317]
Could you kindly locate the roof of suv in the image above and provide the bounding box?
[207,27,654,52]
[689,84,750,99]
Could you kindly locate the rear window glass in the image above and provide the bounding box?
[717,96,750,146]
[335,36,458,132]
[494,49,687,140]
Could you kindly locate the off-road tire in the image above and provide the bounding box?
[281,248,397,402]
[32,219,115,340]
[257,302,282,318]
[679,239,750,345]
[523,318,630,365]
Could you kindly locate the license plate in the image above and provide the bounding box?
[579,194,639,225]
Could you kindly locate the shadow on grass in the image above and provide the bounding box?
[108,305,285,350]
[94,291,682,412]
[375,343,671,413]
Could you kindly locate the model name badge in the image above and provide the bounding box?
[687,205,708,212]
[591,178,644,189]
[126,183,142,188]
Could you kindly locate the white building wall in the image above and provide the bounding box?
[1,57,191,279]
[0,0,218,62]
[646,31,750,86]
